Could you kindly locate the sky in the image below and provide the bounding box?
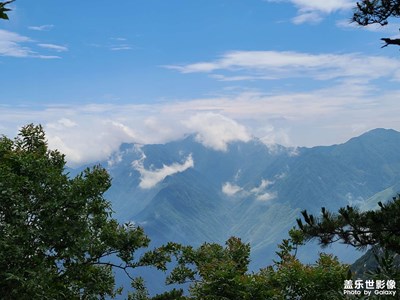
[1,0,400,166]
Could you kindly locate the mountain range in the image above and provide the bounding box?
[72,128,400,292]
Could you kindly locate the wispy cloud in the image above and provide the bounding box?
[251,179,277,201]
[28,24,54,31]
[109,37,133,51]
[336,19,400,38]
[38,43,68,52]
[0,29,60,59]
[0,29,33,58]
[289,0,354,14]
[250,179,273,194]
[89,42,133,51]
[133,152,194,189]
[47,118,77,130]
[292,11,323,24]
[267,0,354,24]
[166,50,400,82]
[222,179,277,201]
[111,37,127,41]
[110,45,132,51]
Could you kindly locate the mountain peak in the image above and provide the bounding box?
[338,128,400,148]
[358,128,399,138]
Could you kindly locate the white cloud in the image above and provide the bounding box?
[47,118,77,129]
[256,192,277,201]
[110,45,132,51]
[251,179,277,201]
[289,0,354,14]
[89,38,134,51]
[183,113,251,151]
[258,126,291,147]
[38,43,68,52]
[222,179,277,201]
[222,182,243,196]
[336,20,400,39]
[109,37,133,51]
[2,78,400,167]
[0,29,33,58]
[133,153,194,189]
[267,0,354,24]
[107,151,123,168]
[44,116,141,165]
[250,179,273,194]
[28,25,54,31]
[166,50,400,83]
[292,11,323,24]
[111,37,127,41]
[0,29,60,59]
[58,118,77,128]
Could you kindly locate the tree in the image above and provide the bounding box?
[297,196,400,298]
[0,0,14,20]
[263,229,350,300]
[0,124,171,299]
[353,0,400,47]
[163,233,350,299]
[166,237,260,299]
[297,195,400,254]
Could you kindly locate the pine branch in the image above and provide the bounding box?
[381,38,400,48]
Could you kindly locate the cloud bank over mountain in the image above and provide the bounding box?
[2,83,400,167]
[184,113,251,151]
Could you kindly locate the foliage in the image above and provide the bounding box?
[297,195,400,254]
[0,124,171,299]
[298,195,400,299]
[263,229,350,300]
[128,280,185,300]
[162,232,350,299]
[352,0,400,47]
[0,124,353,298]
[367,248,400,281]
[351,247,400,299]
[353,0,400,26]
[0,0,14,20]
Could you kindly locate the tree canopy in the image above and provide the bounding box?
[0,124,172,299]
[156,233,350,300]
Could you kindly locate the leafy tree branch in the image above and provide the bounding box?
[0,0,14,20]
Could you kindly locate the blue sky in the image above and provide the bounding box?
[1,0,400,165]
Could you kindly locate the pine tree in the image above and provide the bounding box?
[353,0,400,47]
[297,195,400,254]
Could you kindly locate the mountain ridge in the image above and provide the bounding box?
[64,128,400,294]
[71,128,400,268]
